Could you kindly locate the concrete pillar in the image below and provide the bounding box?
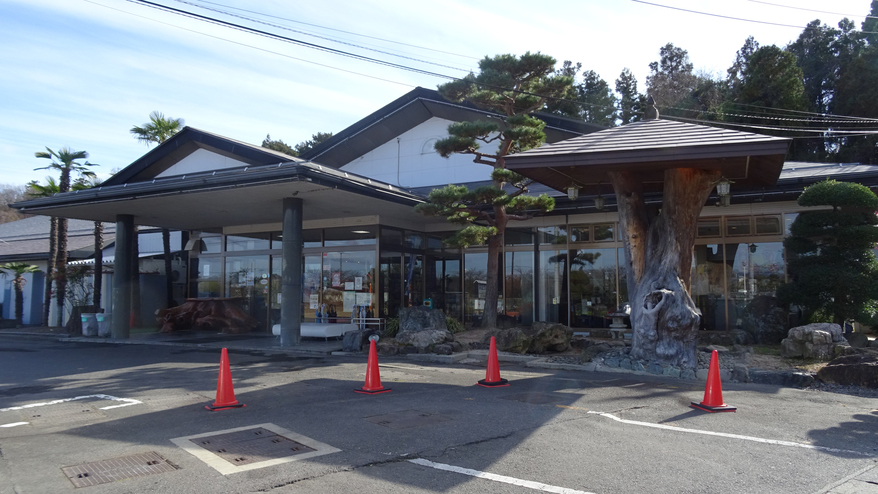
[280,197,303,346]
[533,229,540,322]
[112,214,134,339]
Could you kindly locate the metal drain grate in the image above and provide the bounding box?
[193,427,315,466]
[61,451,176,488]
[172,423,340,475]
[364,409,452,430]
[499,392,563,404]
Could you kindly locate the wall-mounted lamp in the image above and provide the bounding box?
[567,185,579,201]
[594,194,605,211]
[715,176,732,197]
[749,243,757,254]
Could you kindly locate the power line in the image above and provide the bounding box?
[630,0,805,28]
[664,114,878,135]
[663,105,878,124]
[746,0,878,20]
[125,0,457,80]
[720,101,878,121]
[183,0,481,61]
[83,0,417,88]
[169,0,473,72]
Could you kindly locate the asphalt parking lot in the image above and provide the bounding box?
[1,336,876,494]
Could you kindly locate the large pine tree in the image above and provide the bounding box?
[416,52,573,328]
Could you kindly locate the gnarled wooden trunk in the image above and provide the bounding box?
[609,168,719,369]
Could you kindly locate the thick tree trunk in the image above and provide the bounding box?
[43,217,57,326]
[93,222,103,311]
[609,168,719,369]
[14,277,24,327]
[482,232,502,328]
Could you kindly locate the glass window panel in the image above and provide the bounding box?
[427,235,443,250]
[405,232,424,250]
[272,230,321,249]
[755,216,782,235]
[194,257,222,297]
[726,242,785,330]
[570,225,590,243]
[226,233,270,252]
[321,251,375,318]
[302,255,322,321]
[784,213,798,236]
[225,255,270,331]
[505,251,534,324]
[540,249,568,325]
[725,217,751,236]
[697,218,721,237]
[270,255,282,326]
[200,234,222,254]
[380,227,403,247]
[324,226,376,246]
[504,229,533,246]
[380,251,401,319]
[538,226,568,245]
[464,252,488,326]
[691,244,726,331]
[594,224,614,241]
[569,248,617,328]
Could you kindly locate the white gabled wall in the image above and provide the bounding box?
[340,117,499,188]
[156,148,249,178]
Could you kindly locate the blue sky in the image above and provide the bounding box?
[0,0,873,186]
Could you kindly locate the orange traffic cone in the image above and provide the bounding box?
[478,336,509,387]
[205,348,246,411]
[355,339,390,394]
[690,350,736,413]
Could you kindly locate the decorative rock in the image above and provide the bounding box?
[605,357,620,368]
[529,324,572,353]
[396,328,453,351]
[342,329,364,352]
[741,295,789,344]
[376,341,398,356]
[681,368,696,380]
[706,345,729,353]
[432,343,453,355]
[399,306,447,333]
[732,363,750,383]
[846,332,869,348]
[696,369,709,381]
[666,367,682,378]
[750,370,815,387]
[870,339,878,348]
[398,345,419,355]
[620,358,632,370]
[816,353,878,388]
[648,362,663,375]
[631,360,646,372]
[781,323,847,359]
[491,328,532,354]
[450,341,464,352]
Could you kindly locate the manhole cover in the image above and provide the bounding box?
[192,427,315,466]
[499,392,562,404]
[172,423,340,475]
[61,451,176,488]
[364,409,452,430]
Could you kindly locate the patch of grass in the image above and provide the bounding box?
[753,345,781,356]
[383,318,399,338]
[445,317,465,334]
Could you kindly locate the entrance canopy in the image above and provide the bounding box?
[505,118,791,196]
[12,128,430,231]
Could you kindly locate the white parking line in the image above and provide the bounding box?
[409,458,595,494]
[0,394,142,412]
[0,422,29,428]
[590,411,871,456]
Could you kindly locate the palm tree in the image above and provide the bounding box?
[130,111,184,145]
[34,148,97,326]
[27,177,60,326]
[131,112,185,320]
[0,262,41,327]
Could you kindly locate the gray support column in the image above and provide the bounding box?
[112,214,134,339]
[280,197,303,346]
[533,229,540,323]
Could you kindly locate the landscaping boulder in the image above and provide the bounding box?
[342,327,381,352]
[399,306,446,332]
[529,323,572,353]
[816,353,878,388]
[845,332,869,348]
[741,295,788,344]
[489,328,532,354]
[395,328,453,351]
[780,323,849,359]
